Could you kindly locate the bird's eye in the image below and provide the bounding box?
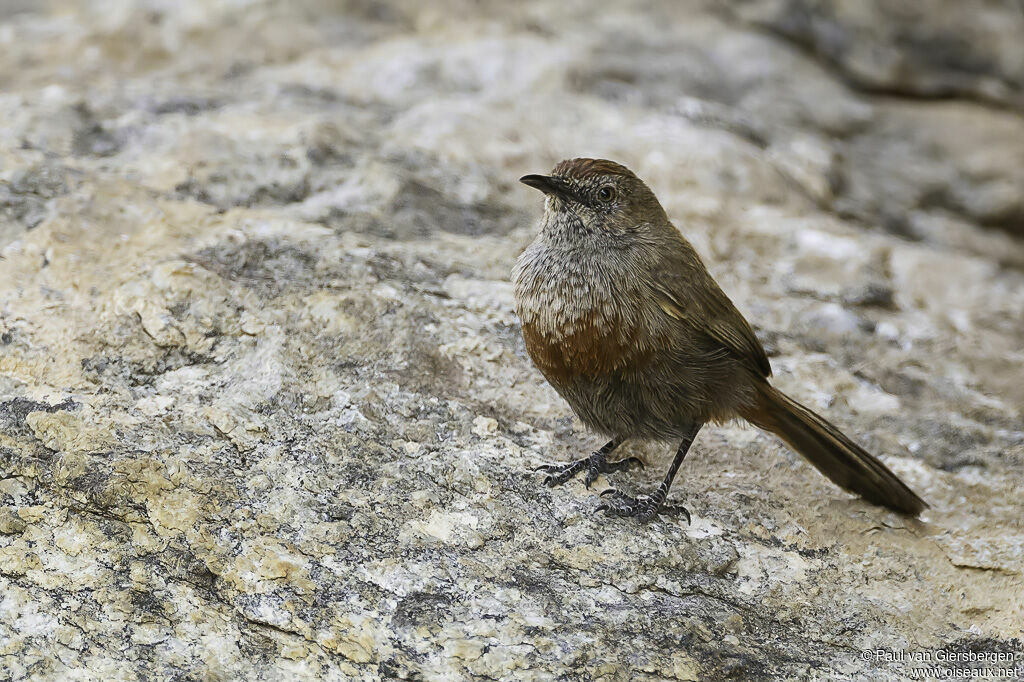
[596,185,617,204]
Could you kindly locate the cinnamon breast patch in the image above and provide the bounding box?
[521,315,656,385]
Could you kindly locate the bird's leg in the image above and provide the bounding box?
[597,422,703,523]
[534,437,640,488]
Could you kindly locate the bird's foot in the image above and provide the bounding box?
[534,452,643,488]
[595,488,690,524]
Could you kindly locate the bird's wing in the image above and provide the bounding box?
[651,254,772,379]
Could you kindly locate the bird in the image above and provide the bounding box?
[512,158,927,522]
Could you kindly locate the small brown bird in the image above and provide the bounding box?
[513,158,927,522]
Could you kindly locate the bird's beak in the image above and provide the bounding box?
[520,174,572,200]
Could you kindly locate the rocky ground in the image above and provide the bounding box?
[1,1,1022,680]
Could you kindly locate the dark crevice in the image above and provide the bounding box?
[734,9,1024,114]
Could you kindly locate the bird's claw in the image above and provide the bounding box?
[533,454,643,489]
[595,488,690,524]
[534,461,585,487]
[582,455,643,488]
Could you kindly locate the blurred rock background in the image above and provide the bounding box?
[1,0,1022,679]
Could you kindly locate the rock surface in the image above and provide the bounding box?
[1,1,1023,680]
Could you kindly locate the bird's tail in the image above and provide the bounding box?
[742,383,928,515]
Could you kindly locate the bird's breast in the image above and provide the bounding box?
[514,248,660,383]
[520,316,655,384]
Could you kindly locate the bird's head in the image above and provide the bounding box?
[520,158,668,242]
